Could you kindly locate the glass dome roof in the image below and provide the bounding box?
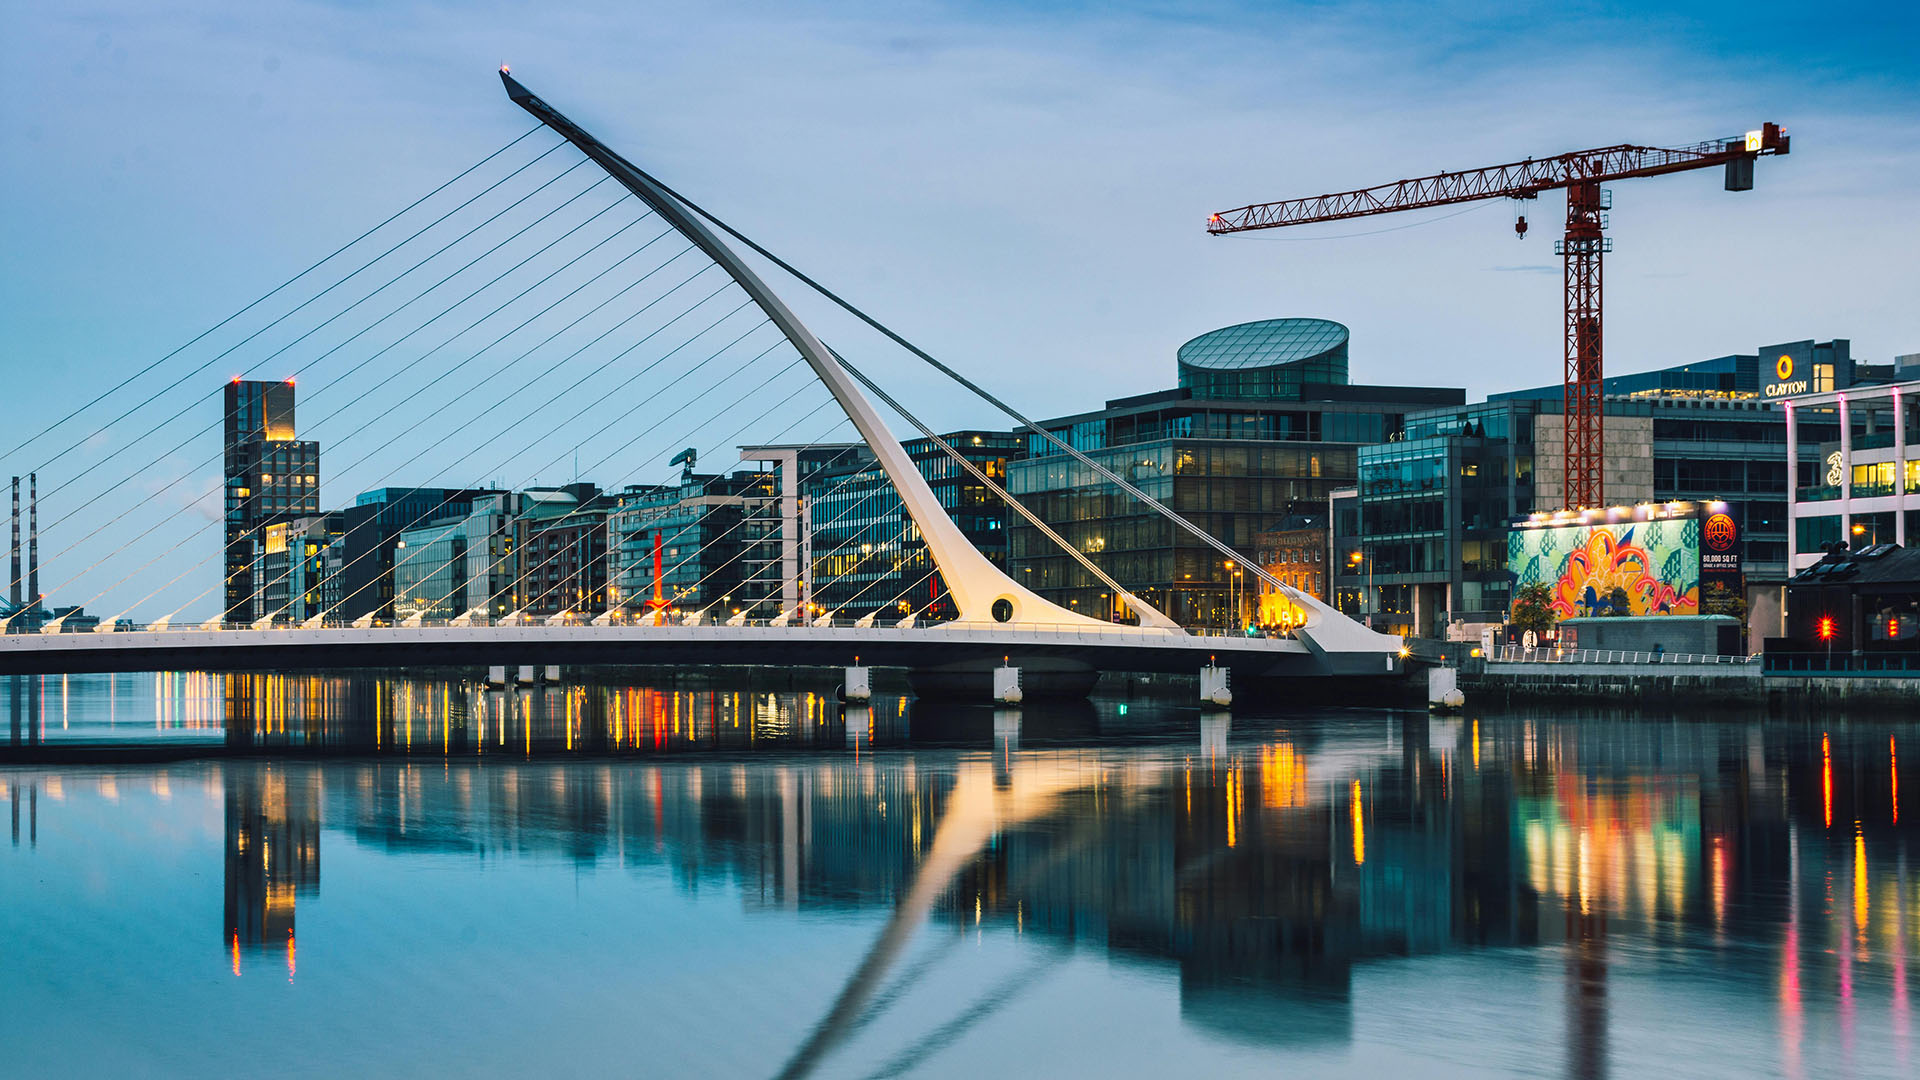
[1177,318,1349,372]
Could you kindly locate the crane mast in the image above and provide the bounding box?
[1208,124,1790,510]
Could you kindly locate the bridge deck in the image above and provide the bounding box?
[0,623,1373,678]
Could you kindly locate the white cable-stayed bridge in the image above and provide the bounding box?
[0,70,1405,696]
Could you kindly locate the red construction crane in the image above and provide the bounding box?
[1207,124,1791,510]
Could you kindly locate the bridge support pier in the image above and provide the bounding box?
[992,665,1023,705]
[1200,665,1233,708]
[516,665,536,685]
[842,666,871,703]
[488,665,507,687]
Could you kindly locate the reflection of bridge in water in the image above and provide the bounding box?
[182,699,1916,1074]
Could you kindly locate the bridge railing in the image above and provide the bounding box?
[16,615,1314,648]
[1490,645,1758,667]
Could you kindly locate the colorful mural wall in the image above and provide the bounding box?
[1507,517,1701,619]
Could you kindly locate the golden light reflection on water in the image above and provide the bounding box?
[1349,779,1364,866]
[7,692,1919,1077]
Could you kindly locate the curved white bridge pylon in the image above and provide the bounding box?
[0,73,1406,679]
[501,70,1146,636]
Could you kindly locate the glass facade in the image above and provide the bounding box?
[1006,317,1458,630]
[1339,376,1841,638]
[224,379,321,624]
[512,486,613,619]
[1177,318,1350,402]
[1009,437,1377,628]
[804,431,1019,621]
[1341,400,1539,636]
[609,476,752,619]
[392,521,466,623]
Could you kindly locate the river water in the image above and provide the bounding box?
[0,671,1913,1078]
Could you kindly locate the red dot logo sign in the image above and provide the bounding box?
[1703,513,1738,552]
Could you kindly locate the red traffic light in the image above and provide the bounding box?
[1817,616,1837,641]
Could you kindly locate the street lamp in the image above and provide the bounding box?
[1224,560,1237,632]
[1348,548,1374,629]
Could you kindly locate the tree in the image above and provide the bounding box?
[1605,585,1632,616]
[1510,582,1557,637]
[1701,581,1748,626]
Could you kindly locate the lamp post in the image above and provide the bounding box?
[1348,548,1374,629]
[1223,561,1245,633]
[1222,560,1233,632]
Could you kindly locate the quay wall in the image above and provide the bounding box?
[1464,662,1920,712]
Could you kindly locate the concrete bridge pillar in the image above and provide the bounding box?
[488,665,507,686]
[1200,665,1233,708]
[516,665,536,685]
[842,665,871,702]
[992,665,1023,705]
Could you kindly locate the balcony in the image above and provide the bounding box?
[1854,431,1897,451]
[1852,482,1896,499]
[1795,484,1841,502]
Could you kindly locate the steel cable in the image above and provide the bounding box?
[0,123,549,468]
[44,185,645,601]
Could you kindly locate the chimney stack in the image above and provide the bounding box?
[27,473,38,615]
[8,476,18,610]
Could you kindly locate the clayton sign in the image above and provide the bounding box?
[1765,353,1808,398]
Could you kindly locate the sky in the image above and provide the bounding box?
[2,0,1916,618]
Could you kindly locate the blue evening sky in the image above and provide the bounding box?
[1,0,1914,618]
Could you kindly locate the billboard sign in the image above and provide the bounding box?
[1698,502,1744,618]
[1507,503,1703,620]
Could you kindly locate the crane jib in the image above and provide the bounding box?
[1207,125,1788,233]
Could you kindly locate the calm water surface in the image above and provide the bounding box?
[1,671,1915,1078]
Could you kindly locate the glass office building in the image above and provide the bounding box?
[1008,318,1463,629]
[1337,400,1542,637]
[1177,318,1349,401]
[223,379,320,624]
[805,431,1020,621]
[1332,342,1879,641]
[608,474,756,620]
